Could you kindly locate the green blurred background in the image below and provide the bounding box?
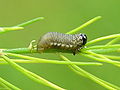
[0,0,120,90]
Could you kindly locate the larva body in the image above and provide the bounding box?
[37,32,87,55]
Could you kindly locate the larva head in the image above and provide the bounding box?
[74,33,87,46]
[80,34,87,45]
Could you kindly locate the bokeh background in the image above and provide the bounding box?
[0,0,120,90]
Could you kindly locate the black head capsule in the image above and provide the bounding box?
[37,32,87,55]
[80,34,87,45]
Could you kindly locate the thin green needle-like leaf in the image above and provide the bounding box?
[84,44,120,50]
[0,27,24,34]
[103,55,120,60]
[0,17,44,34]
[2,27,24,31]
[83,48,120,54]
[4,53,102,66]
[0,58,102,66]
[60,55,120,90]
[1,55,65,90]
[0,82,11,90]
[87,34,120,46]
[83,51,120,67]
[72,66,120,90]
[0,59,102,66]
[66,16,101,34]
[2,43,120,55]
[16,17,44,27]
[0,77,21,90]
[82,54,120,64]
[82,44,120,54]
[106,37,120,45]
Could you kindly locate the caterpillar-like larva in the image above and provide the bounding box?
[37,32,87,55]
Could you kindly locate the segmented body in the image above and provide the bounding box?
[37,32,87,55]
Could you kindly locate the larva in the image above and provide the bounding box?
[37,32,87,55]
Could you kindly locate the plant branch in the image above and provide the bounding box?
[16,17,44,27]
[103,55,120,60]
[0,27,24,34]
[106,37,120,45]
[0,17,44,34]
[1,55,65,90]
[83,51,120,67]
[66,16,101,34]
[59,55,120,90]
[86,34,120,46]
[0,53,102,66]
[0,77,21,90]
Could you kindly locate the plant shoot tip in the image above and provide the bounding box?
[96,16,102,19]
[37,17,44,20]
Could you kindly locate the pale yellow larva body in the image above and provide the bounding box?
[37,32,87,55]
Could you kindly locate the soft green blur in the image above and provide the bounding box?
[0,0,120,90]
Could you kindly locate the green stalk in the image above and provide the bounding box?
[83,51,120,67]
[0,77,21,90]
[103,55,120,60]
[16,17,44,27]
[2,53,102,66]
[82,44,120,54]
[66,16,101,34]
[2,48,35,54]
[1,55,65,90]
[87,34,120,46]
[0,58,102,66]
[0,82,11,90]
[0,27,24,34]
[106,37,120,45]
[0,17,44,34]
[2,44,120,55]
[85,48,119,54]
[60,55,120,90]
[84,44,120,50]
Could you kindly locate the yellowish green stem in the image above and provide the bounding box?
[67,16,101,34]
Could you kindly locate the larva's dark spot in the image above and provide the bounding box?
[37,32,87,55]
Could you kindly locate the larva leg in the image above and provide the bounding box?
[72,50,77,55]
[73,52,76,55]
[37,48,44,53]
[28,40,36,53]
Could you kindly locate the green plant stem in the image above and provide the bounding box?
[59,55,120,90]
[3,27,24,31]
[70,67,119,90]
[85,48,119,54]
[0,17,44,34]
[0,82,11,90]
[82,44,120,53]
[86,34,120,46]
[0,77,21,90]
[106,37,120,45]
[84,44,120,50]
[1,53,102,66]
[16,17,44,27]
[82,54,120,65]
[103,55,120,60]
[2,44,120,55]
[2,48,35,54]
[0,59,102,66]
[1,55,65,90]
[66,16,101,34]
[83,51,120,67]
[0,27,24,34]
[2,48,74,54]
